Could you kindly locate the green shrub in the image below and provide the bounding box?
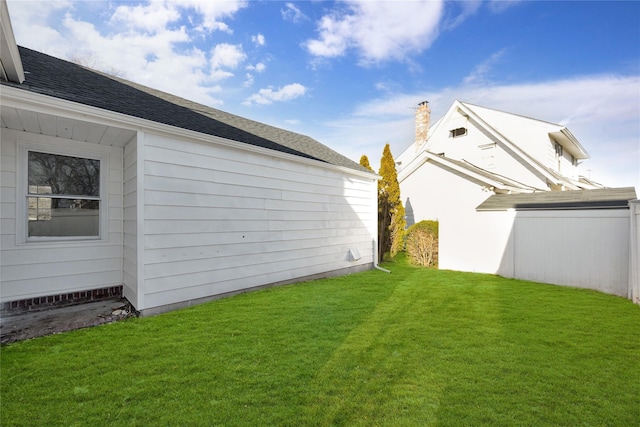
[406,220,438,239]
[405,220,438,267]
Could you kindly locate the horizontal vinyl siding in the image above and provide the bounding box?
[141,134,376,310]
[0,129,124,302]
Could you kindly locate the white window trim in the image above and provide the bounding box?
[17,140,109,245]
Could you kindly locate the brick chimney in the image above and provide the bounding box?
[415,100,430,151]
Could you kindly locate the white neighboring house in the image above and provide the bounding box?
[397,100,605,273]
[396,100,638,300]
[396,101,635,295]
[397,100,602,226]
[0,2,378,316]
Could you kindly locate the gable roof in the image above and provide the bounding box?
[452,101,589,187]
[398,149,538,193]
[398,99,598,191]
[461,102,590,160]
[476,187,637,211]
[1,46,369,174]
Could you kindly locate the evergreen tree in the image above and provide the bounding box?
[359,154,374,172]
[377,144,406,261]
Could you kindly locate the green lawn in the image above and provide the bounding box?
[2,255,639,426]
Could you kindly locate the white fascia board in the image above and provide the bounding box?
[435,100,465,137]
[397,150,429,182]
[1,86,377,180]
[0,0,24,83]
[423,151,510,190]
[398,148,510,191]
[549,128,590,160]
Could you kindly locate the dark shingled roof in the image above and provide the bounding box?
[476,187,637,211]
[2,46,369,173]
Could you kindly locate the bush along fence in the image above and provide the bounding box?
[405,220,438,268]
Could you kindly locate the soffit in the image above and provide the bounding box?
[1,105,136,147]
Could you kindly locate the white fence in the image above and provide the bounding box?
[440,201,639,304]
[503,209,631,298]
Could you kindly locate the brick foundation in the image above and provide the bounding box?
[1,285,123,315]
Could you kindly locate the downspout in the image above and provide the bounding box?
[373,239,391,273]
[375,264,391,273]
[370,173,390,273]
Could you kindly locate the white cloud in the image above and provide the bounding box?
[281,3,308,23]
[177,0,248,33]
[243,73,254,87]
[316,74,640,189]
[244,63,265,87]
[8,0,251,107]
[6,1,71,57]
[305,0,444,64]
[111,2,181,33]
[246,62,266,73]
[210,43,246,69]
[444,0,482,30]
[488,0,523,13]
[463,48,507,85]
[252,33,265,46]
[244,83,307,105]
[109,1,250,34]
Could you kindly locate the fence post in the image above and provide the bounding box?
[630,200,640,305]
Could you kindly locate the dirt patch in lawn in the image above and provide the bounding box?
[0,298,135,345]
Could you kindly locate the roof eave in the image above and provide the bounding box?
[549,128,590,160]
[0,0,24,84]
[1,85,378,179]
[420,151,517,191]
[459,102,585,185]
[476,187,637,211]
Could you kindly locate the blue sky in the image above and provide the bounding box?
[7,0,640,188]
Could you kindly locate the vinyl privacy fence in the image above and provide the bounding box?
[441,200,639,304]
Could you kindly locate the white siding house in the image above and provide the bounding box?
[0,5,378,316]
[397,100,601,226]
[397,99,638,300]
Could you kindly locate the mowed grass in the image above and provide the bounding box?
[2,256,639,426]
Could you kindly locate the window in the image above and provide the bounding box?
[555,142,563,157]
[27,151,101,238]
[449,127,467,138]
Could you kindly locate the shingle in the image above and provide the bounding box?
[3,47,370,173]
